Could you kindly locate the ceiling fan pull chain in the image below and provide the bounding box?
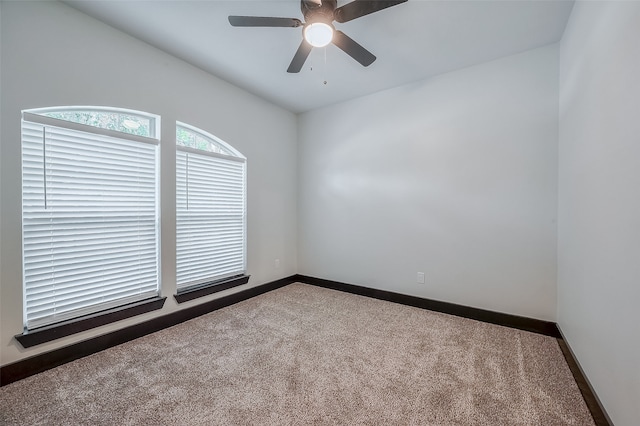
[323,46,328,85]
[310,46,315,72]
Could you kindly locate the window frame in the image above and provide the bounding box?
[27,106,159,139]
[17,107,164,344]
[174,122,249,302]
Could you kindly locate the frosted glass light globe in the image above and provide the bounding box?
[304,23,334,47]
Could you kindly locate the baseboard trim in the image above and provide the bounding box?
[294,274,561,337]
[1,273,614,426]
[556,330,613,426]
[0,275,297,387]
[293,274,612,425]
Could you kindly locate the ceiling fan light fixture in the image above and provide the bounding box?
[304,22,333,47]
[228,0,409,72]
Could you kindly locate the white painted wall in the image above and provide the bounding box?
[558,2,640,425]
[0,2,3,354]
[0,1,298,366]
[298,45,559,321]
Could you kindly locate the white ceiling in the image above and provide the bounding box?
[65,0,574,113]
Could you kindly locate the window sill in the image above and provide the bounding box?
[15,297,166,348]
[174,275,250,304]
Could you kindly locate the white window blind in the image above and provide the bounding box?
[176,124,246,291]
[21,113,160,329]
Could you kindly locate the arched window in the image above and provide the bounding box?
[21,107,161,330]
[175,122,247,295]
[176,122,239,156]
[29,106,158,138]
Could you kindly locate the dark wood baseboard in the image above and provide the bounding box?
[556,331,613,426]
[293,275,561,337]
[0,275,297,387]
[1,272,614,426]
[292,274,612,425]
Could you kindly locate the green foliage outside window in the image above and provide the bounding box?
[176,126,232,155]
[43,111,151,137]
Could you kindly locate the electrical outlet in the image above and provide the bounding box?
[274,258,280,268]
[417,272,425,284]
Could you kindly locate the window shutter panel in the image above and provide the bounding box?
[21,119,159,329]
[176,149,246,290]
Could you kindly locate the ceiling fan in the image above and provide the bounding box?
[228,0,408,73]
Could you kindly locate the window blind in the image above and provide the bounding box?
[176,148,246,291]
[21,118,159,329]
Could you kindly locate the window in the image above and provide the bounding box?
[175,122,247,295]
[39,107,154,138]
[21,107,160,330]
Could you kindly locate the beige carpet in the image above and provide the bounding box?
[0,283,594,425]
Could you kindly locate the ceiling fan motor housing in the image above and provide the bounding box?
[301,0,337,24]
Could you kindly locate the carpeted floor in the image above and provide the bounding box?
[0,283,594,425]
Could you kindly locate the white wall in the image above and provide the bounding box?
[558,2,640,425]
[0,2,3,354]
[298,45,559,321]
[0,1,298,366]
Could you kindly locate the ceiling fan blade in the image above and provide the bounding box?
[332,30,376,67]
[228,16,303,28]
[287,40,314,73]
[334,0,408,23]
